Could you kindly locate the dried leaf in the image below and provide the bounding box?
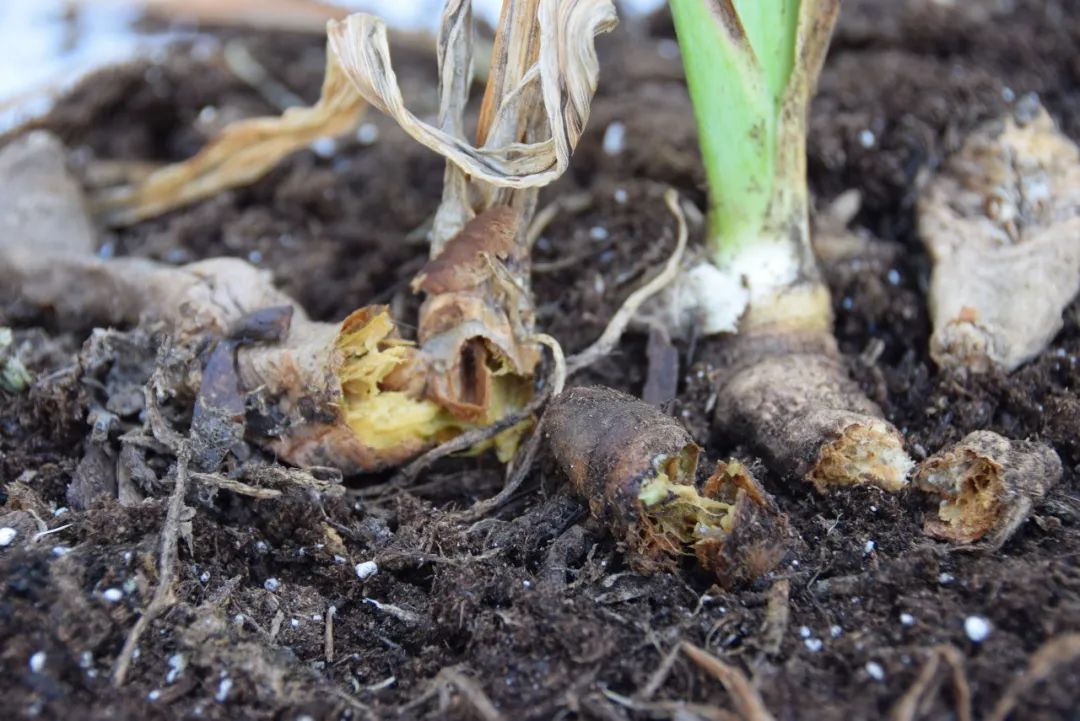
[327,0,616,190]
[93,40,366,226]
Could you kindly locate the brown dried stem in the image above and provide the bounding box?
[112,444,192,686]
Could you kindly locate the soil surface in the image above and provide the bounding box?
[3,1,1080,719]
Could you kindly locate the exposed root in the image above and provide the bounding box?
[437,668,505,721]
[112,444,192,686]
[547,386,787,586]
[986,634,1080,721]
[638,644,684,701]
[608,641,773,720]
[713,340,913,492]
[455,414,547,521]
[324,604,336,664]
[679,642,777,721]
[567,188,689,375]
[915,431,1063,547]
[602,689,742,721]
[888,646,972,721]
[190,473,283,500]
[919,101,1080,372]
[526,191,594,248]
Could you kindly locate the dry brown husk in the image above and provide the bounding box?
[546,386,787,586]
[919,102,1080,373]
[914,430,1062,548]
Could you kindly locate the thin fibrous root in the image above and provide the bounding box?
[986,634,1080,721]
[567,188,689,375]
[914,430,1062,547]
[679,642,777,721]
[112,443,192,687]
[546,386,788,586]
[436,668,505,721]
[712,338,913,492]
[888,646,972,721]
[388,339,562,490]
[919,100,1080,372]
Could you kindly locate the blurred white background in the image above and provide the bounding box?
[0,0,664,112]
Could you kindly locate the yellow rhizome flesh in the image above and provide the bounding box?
[638,456,735,546]
[335,310,529,460]
[929,459,1002,540]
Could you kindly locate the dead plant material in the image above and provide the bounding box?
[437,668,505,721]
[566,188,688,375]
[112,443,193,686]
[12,0,617,475]
[914,430,1063,547]
[888,646,972,721]
[93,40,366,225]
[2,133,538,473]
[712,334,913,493]
[0,131,96,252]
[679,642,777,721]
[327,1,617,192]
[919,101,1080,372]
[985,633,1080,721]
[759,578,791,658]
[546,386,787,586]
[326,0,614,422]
[1,232,531,472]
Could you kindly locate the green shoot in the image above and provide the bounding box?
[669,0,839,326]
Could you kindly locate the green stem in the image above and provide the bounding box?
[669,0,837,276]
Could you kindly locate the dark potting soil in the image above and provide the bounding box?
[2,1,1079,719]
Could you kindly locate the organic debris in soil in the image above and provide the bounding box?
[2,1,1080,720]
